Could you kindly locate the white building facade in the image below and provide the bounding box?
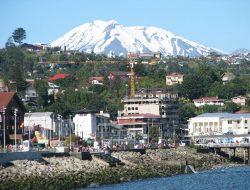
[24,112,54,131]
[193,97,224,107]
[188,113,250,138]
[73,109,114,140]
[166,73,184,86]
[73,110,97,140]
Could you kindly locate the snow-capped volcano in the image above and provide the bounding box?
[50,20,220,57]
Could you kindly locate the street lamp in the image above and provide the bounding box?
[3,107,6,152]
[69,114,72,151]
[28,111,31,144]
[14,108,18,152]
[57,115,61,146]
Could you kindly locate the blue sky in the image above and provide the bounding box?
[0,0,249,53]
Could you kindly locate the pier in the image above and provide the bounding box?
[195,143,250,164]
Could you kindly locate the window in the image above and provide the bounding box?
[237,120,241,124]
[228,120,232,124]
[135,107,138,110]
[128,107,131,110]
[245,120,248,124]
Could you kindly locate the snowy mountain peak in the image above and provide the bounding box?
[231,48,250,56]
[50,20,222,57]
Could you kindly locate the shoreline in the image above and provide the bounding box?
[0,147,245,190]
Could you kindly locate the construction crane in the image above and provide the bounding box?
[39,53,157,98]
[129,59,136,97]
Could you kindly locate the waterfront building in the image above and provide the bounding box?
[188,112,250,142]
[0,92,25,146]
[119,88,179,141]
[116,113,162,144]
[72,109,117,143]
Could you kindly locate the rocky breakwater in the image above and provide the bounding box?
[113,147,231,171]
[0,147,236,190]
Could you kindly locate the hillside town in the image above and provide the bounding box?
[1,43,250,153]
[1,6,250,189]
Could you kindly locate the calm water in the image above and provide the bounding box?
[82,166,250,190]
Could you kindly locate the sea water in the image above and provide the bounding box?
[82,166,250,190]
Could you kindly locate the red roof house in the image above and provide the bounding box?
[88,76,104,85]
[0,92,25,145]
[48,73,69,81]
[193,97,224,107]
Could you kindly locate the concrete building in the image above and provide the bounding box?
[119,89,179,141]
[72,109,115,142]
[188,113,250,140]
[166,73,184,86]
[116,113,162,144]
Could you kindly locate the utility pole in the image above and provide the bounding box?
[173,119,175,144]
[58,115,61,146]
[147,118,150,144]
[3,107,6,152]
[101,117,104,147]
[69,114,72,152]
[14,108,18,151]
[28,111,31,144]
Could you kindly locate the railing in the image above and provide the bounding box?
[195,143,250,148]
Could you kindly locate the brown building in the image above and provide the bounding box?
[108,71,130,81]
[0,92,25,147]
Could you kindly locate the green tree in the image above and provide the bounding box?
[201,105,219,113]
[149,126,160,143]
[221,102,239,113]
[5,37,15,48]
[179,64,220,99]
[12,28,26,45]
[5,46,27,91]
[178,103,196,124]
[64,134,80,146]
[34,79,49,108]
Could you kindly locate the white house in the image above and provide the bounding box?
[231,96,248,106]
[188,113,250,139]
[193,97,224,107]
[73,109,98,140]
[48,82,60,95]
[165,73,184,86]
[73,109,116,142]
[88,76,104,85]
